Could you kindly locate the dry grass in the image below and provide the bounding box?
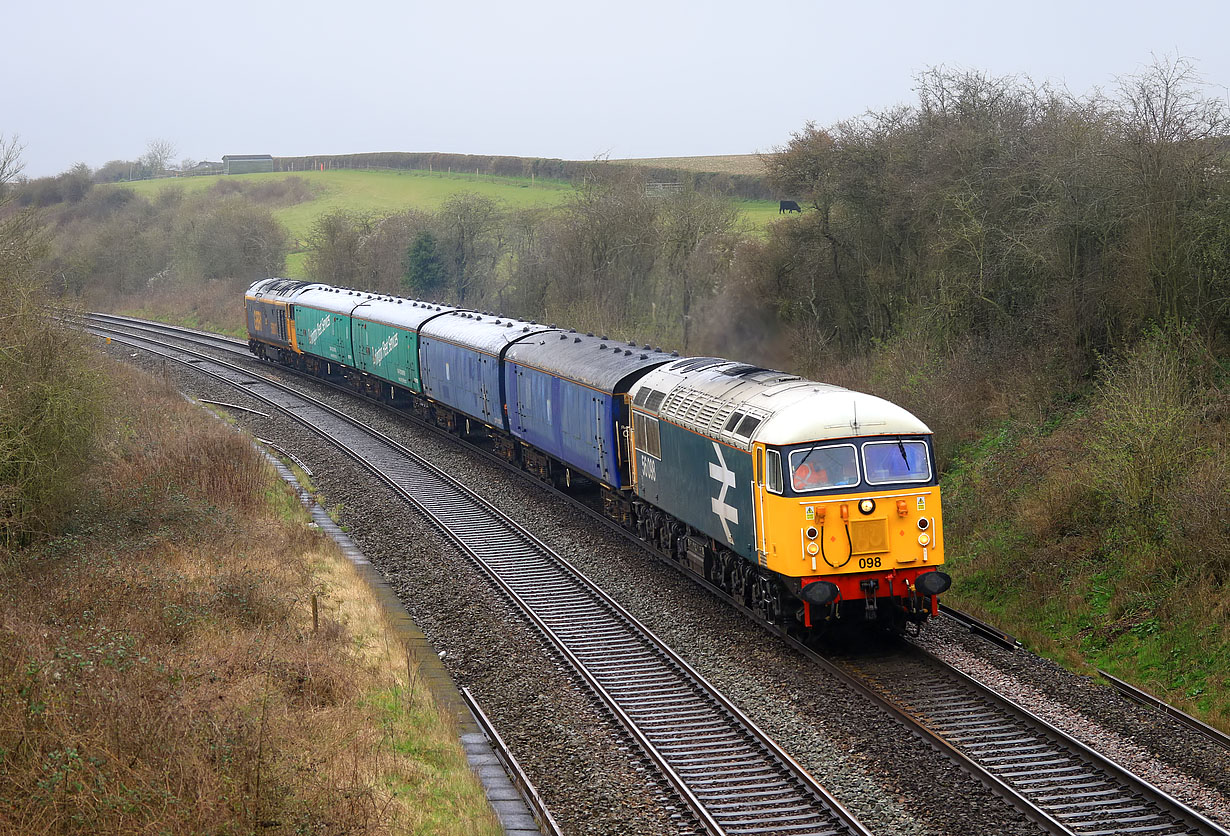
[612,154,767,176]
[92,275,251,338]
[0,358,500,835]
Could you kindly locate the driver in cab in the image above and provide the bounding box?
[793,451,859,491]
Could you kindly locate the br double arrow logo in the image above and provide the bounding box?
[708,442,739,545]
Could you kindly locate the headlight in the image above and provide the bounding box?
[859,498,875,515]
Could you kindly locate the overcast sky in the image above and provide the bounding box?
[5,0,1228,177]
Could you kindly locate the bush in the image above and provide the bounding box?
[172,193,289,281]
[1085,323,1214,522]
[0,190,109,546]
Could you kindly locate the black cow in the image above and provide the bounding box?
[779,200,802,214]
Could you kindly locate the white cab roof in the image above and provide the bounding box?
[630,357,930,450]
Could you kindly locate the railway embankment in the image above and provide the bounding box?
[939,323,1230,731]
[0,358,499,835]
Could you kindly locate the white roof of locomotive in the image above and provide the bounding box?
[629,357,930,450]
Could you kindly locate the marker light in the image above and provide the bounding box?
[805,527,818,540]
[917,518,930,531]
[918,532,931,547]
[806,542,820,556]
[859,499,875,515]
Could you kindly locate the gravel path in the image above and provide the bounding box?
[107,338,1230,835]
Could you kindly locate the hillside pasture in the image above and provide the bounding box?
[112,168,781,278]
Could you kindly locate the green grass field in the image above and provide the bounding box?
[116,168,782,277]
[119,169,573,241]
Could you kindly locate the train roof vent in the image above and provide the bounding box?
[722,364,768,377]
[670,356,724,373]
[644,390,666,412]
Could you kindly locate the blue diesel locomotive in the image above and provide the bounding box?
[245,278,951,632]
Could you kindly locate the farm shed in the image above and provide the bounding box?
[222,154,274,174]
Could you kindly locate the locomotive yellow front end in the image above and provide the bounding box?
[753,437,949,626]
[747,391,952,628]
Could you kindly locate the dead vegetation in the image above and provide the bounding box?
[0,359,499,836]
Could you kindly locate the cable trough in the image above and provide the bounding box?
[87,318,872,836]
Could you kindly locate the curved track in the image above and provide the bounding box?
[89,313,1230,836]
[87,316,873,836]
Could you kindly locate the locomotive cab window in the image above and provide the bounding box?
[863,439,931,485]
[765,449,783,494]
[789,444,859,492]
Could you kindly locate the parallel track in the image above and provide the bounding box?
[90,313,1230,836]
[88,318,873,836]
[830,644,1225,836]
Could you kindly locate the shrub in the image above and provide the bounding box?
[1084,322,1213,523]
[172,193,289,281]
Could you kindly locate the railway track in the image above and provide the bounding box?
[89,313,1230,836]
[87,317,873,836]
[825,643,1226,836]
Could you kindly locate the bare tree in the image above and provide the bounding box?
[140,138,177,177]
[0,133,26,201]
